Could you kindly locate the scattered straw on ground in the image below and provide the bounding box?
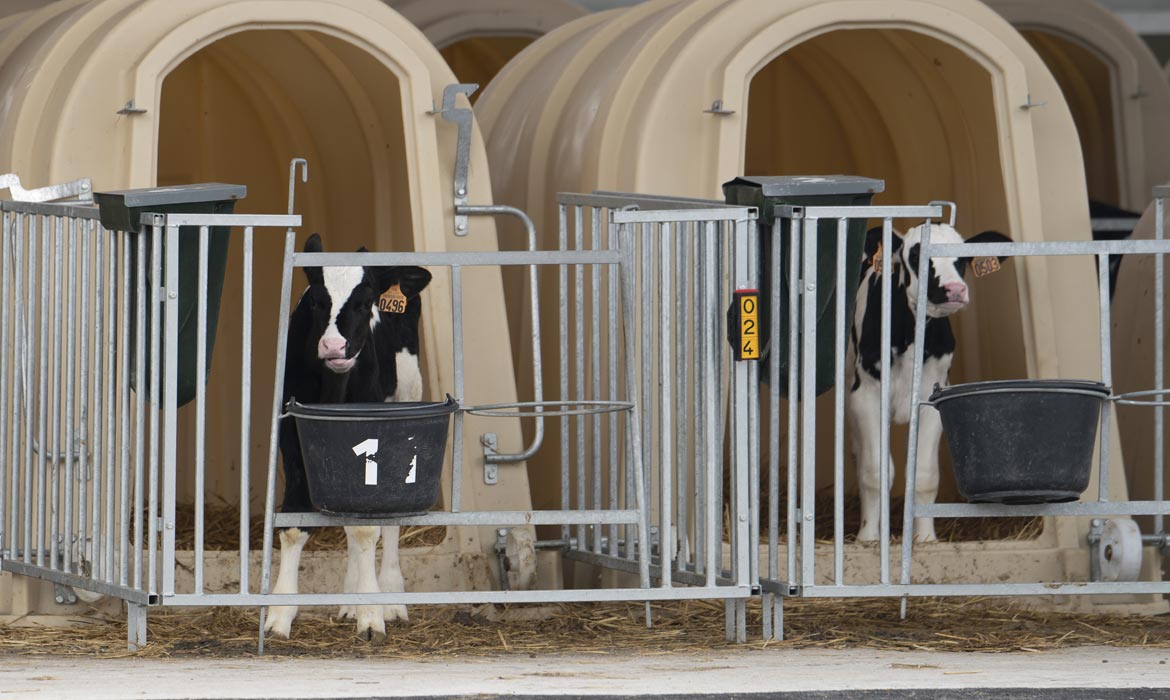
[3,598,1168,658]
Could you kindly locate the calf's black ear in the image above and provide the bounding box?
[956,230,1012,277]
[373,266,432,297]
[395,266,432,297]
[303,233,324,286]
[863,226,903,268]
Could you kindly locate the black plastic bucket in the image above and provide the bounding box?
[928,380,1110,504]
[286,396,458,517]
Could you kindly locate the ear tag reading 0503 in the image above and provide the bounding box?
[972,257,1001,278]
[731,289,760,361]
[379,284,407,314]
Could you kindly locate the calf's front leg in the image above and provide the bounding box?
[379,525,409,623]
[344,525,386,643]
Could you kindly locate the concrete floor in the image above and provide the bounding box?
[1,646,1169,699]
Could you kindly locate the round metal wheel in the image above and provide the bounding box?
[1097,518,1143,582]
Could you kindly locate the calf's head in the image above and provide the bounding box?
[863,223,1010,318]
[299,233,431,374]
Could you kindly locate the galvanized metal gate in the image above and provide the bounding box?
[756,191,1170,639]
[0,181,759,648]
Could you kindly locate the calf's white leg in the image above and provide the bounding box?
[849,381,893,543]
[379,525,408,622]
[264,528,309,639]
[345,525,387,643]
[338,546,359,620]
[911,408,942,542]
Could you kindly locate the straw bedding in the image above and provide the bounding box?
[2,598,1167,658]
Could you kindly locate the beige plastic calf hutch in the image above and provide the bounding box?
[385,0,586,94]
[0,0,535,620]
[984,0,1170,212]
[476,0,1163,609]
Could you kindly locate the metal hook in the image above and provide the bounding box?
[287,158,309,216]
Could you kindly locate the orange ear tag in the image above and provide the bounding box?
[378,284,407,314]
[972,257,1002,278]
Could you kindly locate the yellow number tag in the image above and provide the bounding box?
[378,284,407,314]
[736,291,760,361]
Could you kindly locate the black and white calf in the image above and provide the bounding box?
[265,233,432,642]
[846,223,1009,543]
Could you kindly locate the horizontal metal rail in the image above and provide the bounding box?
[163,586,755,607]
[273,509,643,528]
[915,500,1170,518]
[775,204,944,220]
[295,250,621,268]
[0,200,100,219]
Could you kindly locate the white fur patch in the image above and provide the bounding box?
[392,349,423,403]
[322,266,364,344]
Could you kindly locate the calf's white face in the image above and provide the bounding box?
[316,265,375,373]
[898,223,973,319]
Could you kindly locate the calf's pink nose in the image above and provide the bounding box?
[318,336,347,359]
[944,283,968,304]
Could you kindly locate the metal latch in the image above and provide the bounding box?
[429,83,480,236]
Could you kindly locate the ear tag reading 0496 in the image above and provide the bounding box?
[972,257,1001,278]
[379,284,407,314]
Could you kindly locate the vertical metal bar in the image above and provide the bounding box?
[746,217,761,591]
[901,221,933,588]
[800,217,819,588]
[260,230,298,598]
[694,228,706,574]
[240,227,254,594]
[90,221,104,580]
[1097,252,1112,502]
[63,217,78,573]
[591,207,603,554]
[6,213,20,562]
[451,265,465,513]
[575,206,586,551]
[149,224,164,596]
[623,222,637,562]
[765,217,782,638]
[118,230,132,586]
[49,216,63,569]
[704,222,719,587]
[640,223,653,536]
[101,228,115,585]
[675,221,689,572]
[194,225,209,593]
[559,205,570,545]
[77,217,90,572]
[619,230,652,588]
[24,214,40,565]
[1155,196,1165,534]
[36,215,50,567]
[733,216,753,591]
[786,217,800,587]
[608,216,620,558]
[833,218,847,585]
[658,223,673,585]
[878,218,893,584]
[132,226,147,591]
[0,212,9,559]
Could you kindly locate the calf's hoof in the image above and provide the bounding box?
[338,605,356,620]
[264,606,296,640]
[355,609,387,644]
[384,605,409,624]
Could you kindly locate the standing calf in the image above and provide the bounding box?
[847,223,1009,543]
[265,233,432,642]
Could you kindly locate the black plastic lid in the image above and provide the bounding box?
[930,379,1109,404]
[286,395,458,420]
[722,175,885,197]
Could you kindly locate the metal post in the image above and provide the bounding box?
[147,224,163,595]
[451,265,465,512]
[0,212,9,559]
[704,222,719,587]
[800,217,818,589]
[1097,253,1112,502]
[49,215,63,570]
[194,225,209,593]
[901,221,933,588]
[833,218,847,585]
[786,217,800,588]
[559,205,570,546]
[1155,195,1165,534]
[608,216,621,558]
[592,207,603,554]
[576,207,587,552]
[658,223,673,584]
[240,227,254,593]
[63,217,77,573]
[878,218,893,583]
